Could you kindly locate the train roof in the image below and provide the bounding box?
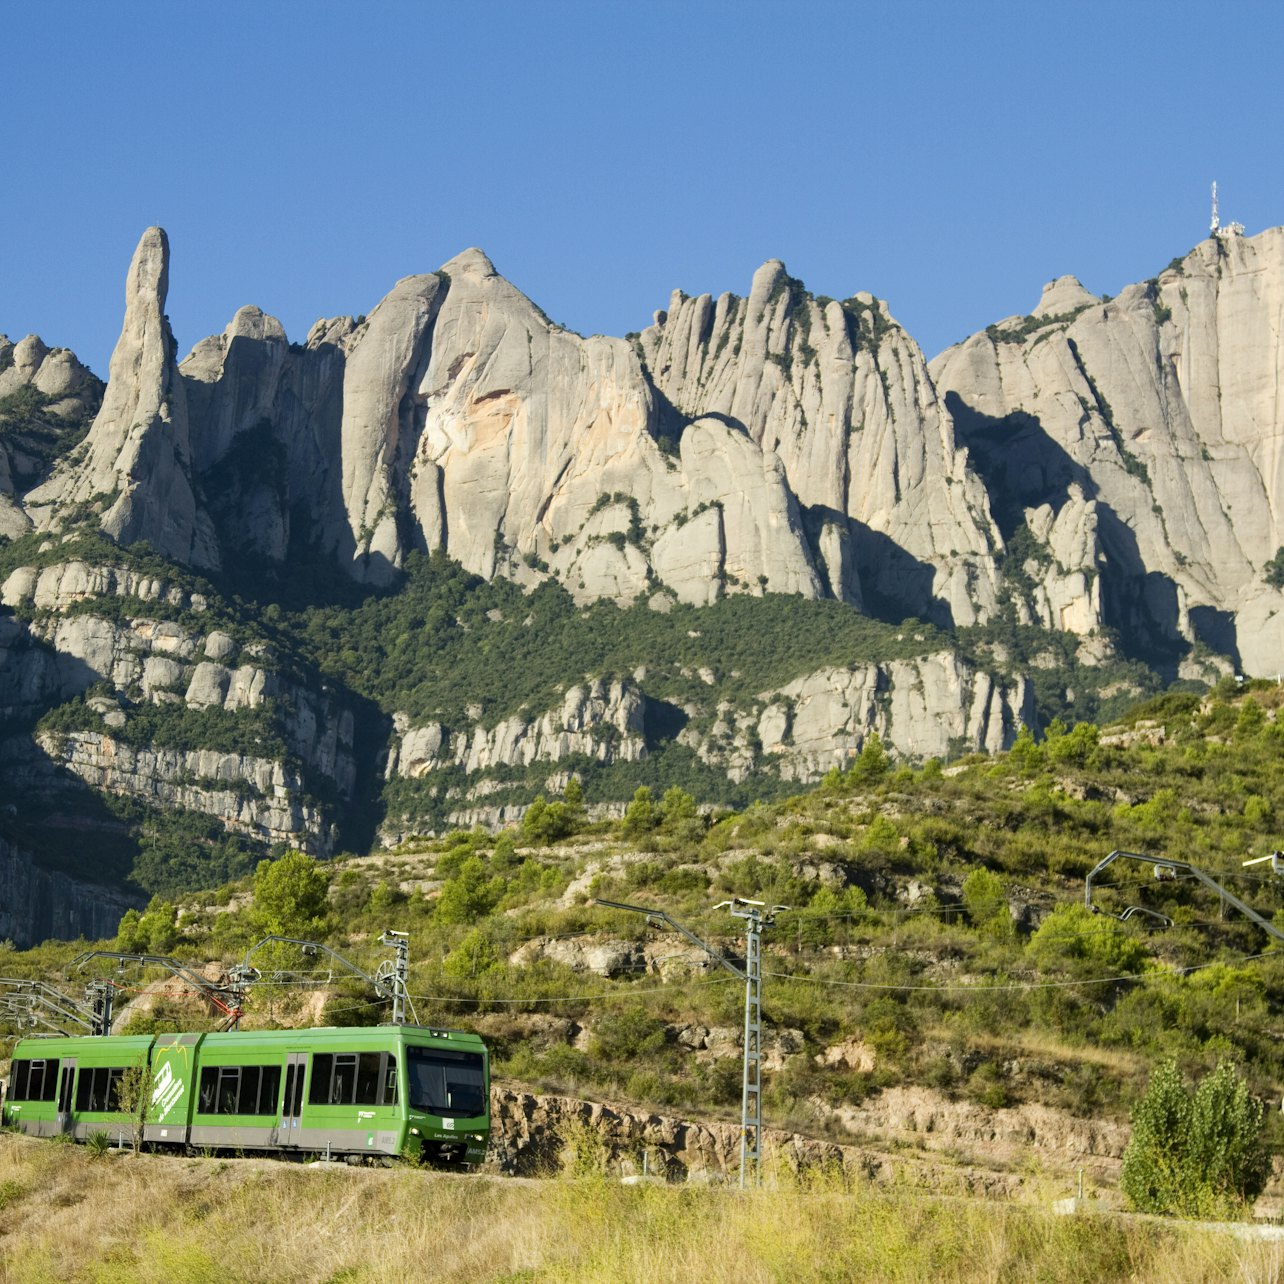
[12,1024,486,1057]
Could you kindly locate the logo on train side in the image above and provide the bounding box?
[151,1059,186,1123]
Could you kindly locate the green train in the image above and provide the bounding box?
[1,1024,489,1166]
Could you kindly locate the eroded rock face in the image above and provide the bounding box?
[683,653,1029,785]
[387,679,647,780]
[34,730,333,854]
[932,228,1284,672]
[0,835,140,949]
[25,228,218,568]
[484,1082,1124,1193]
[639,262,1003,625]
[0,332,102,536]
[13,224,1284,679]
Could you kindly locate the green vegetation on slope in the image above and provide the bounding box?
[9,682,1284,1191]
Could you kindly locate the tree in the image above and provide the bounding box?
[115,896,181,955]
[250,851,332,940]
[620,786,656,838]
[1027,903,1147,976]
[961,868,1014,940]
[114,1060,156,1155]
[1120,1060,1269,1217]
[847,732,890,783]
[521,795,578,845]
[435,856,504,924]
[443,927,501,979]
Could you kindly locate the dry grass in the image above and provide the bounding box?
[929,1025,1147,1074]
[1,1134,1282,1283]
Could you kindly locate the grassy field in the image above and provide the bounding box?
[1,1134,1280,1284]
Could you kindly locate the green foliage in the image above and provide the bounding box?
[115,895,181,954]
[590,1006,668,1061]
[84,1130,112,1158]
[961,868,1014,939]
[249,851,332,939]
[1027,905,1147,977]
[1120,1060,1269,1217]
[847,732,890,783]
[1265,547,1284,589]
[521,795,580,845]
[435,856,505,924]
[620,786,657,838]
[443,927,502,979]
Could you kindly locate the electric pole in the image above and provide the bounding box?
[596,896,786,1187]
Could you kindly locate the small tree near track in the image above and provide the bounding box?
[114,1062,156,1155]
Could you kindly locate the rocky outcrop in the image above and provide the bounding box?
[0,834,140,949]
[0,332,102,536]
[484,1082,1123,1192]
[33,730,332,855]
[24,228,217,568]
[2,565,355,796]
[932,228,1284,673]
[11,224,1284,674]
[639,263,1003,625]
[686,653,1029,784]
[0,615,66,722]
[387,679,646,779]
[377,654,1025,837]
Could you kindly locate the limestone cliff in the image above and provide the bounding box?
[932,228,1284,673]
[0,835,140,949]
[639,262,1002,624]
[24,229,218,568]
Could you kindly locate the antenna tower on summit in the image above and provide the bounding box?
[1210,181,1244,239]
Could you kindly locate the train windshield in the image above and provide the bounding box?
[406,1046,486,1118]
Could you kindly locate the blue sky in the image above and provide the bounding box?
[5,1,1284,376]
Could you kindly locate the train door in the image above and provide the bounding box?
[56,1059,76,1136]
[279,1053,307,1146]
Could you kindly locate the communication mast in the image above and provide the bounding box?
[1211,181,1245,239]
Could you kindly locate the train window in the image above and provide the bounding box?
[333,1055,358,1104]
[14,1059,60,1102]
[355,1053,382,1105]
[75,1066,127,1113]
[255,1066,282,1115]
[406,1047,485,1117]
[309,1054,333,1105]
[218,1067,241,1114]
[309,1052,397,1106]
[239,1066,260,1114]
[198,1065,284,1115]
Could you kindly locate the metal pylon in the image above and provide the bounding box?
[595,895,784,1189]
[739,908,764,1187]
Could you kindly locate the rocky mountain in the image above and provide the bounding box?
[2,221,1281,930]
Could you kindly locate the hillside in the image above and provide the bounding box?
[6,682,1284,1204]
[9,222,1281,926]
